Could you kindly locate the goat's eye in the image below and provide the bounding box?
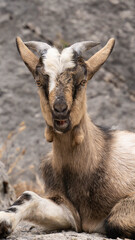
[36,79,42,87]
[80,79,87,86]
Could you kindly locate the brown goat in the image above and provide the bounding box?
[0,37,135,239]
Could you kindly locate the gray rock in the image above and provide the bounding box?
[0,161,16,210]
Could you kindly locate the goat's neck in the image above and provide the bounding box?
[52,112,106,172]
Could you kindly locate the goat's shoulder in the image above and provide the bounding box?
[108,130,135,163]
[107,130,135,193]
[113,130,135,149]
[96,126,135,154]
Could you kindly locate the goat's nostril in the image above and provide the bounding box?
[61,104,68,112]
[54,102,68,113]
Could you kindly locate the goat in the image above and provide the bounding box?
[0,36,135,239]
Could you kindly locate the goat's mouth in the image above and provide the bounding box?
[54,119,70,133]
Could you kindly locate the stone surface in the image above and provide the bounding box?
[0,161,16,210]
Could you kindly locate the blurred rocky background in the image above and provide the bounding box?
[0,0,135,238]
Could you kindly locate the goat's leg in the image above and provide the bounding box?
[0,191,80,238]
[105,193,135,239]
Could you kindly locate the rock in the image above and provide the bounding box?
[0,161,16,210]
[0,13,10,23]
[109,0,119,4]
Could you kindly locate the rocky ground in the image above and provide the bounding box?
[3,223,107,240]
[0,0,135,239]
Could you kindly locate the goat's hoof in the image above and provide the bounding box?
[0,220,12,238]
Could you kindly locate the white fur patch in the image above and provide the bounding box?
[111,131,135,187]
[115,131,135,155]
[60,47,75,72]
[42,47,75,93]
[0,211,17,231]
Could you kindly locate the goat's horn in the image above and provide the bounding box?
[24,41,52,55]
[86,38,115,80]
[16,37,39,75]
[70,41,100,54]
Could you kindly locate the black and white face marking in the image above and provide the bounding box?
[34,45,88,133]
[24,39,99,97]
[35,48,76,133]
[42,47,76,93]
[36,49,87,133]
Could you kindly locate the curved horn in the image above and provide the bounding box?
[86,38,115,80]
[70,41,100,55]
[24,41,52,55]
[16,37,39,74]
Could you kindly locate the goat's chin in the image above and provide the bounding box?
[53,119,71,133]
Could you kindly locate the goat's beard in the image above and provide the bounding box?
[53,118,71,133]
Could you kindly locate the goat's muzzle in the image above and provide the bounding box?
[53,118,70,133]
[52,98,70,133]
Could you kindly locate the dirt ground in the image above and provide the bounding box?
[0,0,135,239]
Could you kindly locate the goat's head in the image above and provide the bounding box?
[16,37,115,133]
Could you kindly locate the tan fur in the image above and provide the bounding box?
[16,37,39,75]
[45,124,84,146]
[72,125,84,146]
[44,126,53,142]
[38,88,53,127]
[86,38,115,80]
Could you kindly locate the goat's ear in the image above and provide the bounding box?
[16,37,39,76]
[85,38,115,80]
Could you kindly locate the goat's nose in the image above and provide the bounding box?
[54,99,68,113]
